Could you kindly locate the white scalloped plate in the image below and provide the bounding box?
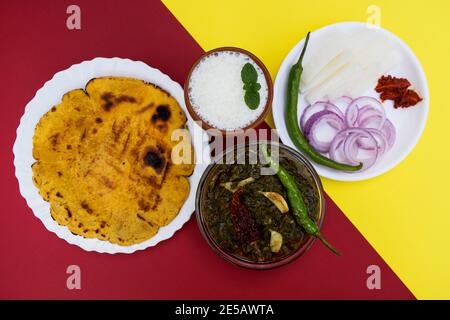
[13,57,210,254]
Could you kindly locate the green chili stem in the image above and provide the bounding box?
[261,144,341,256]
[316,234,341,256]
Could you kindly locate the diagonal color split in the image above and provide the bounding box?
[0,0,420,299]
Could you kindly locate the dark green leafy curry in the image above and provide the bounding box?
[202,146,321,263]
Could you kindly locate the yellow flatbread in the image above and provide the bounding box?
[32,77,195,246]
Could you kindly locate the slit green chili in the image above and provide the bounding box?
[286,32,362,172]
[261,144,341,256]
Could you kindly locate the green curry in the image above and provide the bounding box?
[202,147,320,263]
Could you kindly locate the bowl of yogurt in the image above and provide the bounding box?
[184,47,273,134]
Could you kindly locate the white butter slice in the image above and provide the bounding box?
[303,28,401,103]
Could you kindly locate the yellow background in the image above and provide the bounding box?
[163,0,450,299]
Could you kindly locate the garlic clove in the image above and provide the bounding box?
[259,191,289,214]
[270,230,283,253]
[221,177,255,193]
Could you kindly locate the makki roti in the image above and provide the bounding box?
[32,77,195,246]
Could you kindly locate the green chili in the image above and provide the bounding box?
[261,144,341,256]
[286,32,362,172]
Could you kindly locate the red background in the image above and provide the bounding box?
[0,0,414,299]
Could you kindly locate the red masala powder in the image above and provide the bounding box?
[375,75,422,109]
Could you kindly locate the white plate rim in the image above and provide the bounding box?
[13,57,211,254]
[272,22,429,182]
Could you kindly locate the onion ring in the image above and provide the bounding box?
[306,111,346,153]
[300,95,396,172]
[300,101,344,129]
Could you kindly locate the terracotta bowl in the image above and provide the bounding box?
[184,47,273,136]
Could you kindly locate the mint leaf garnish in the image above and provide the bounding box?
[245,90,260,110]
[241,63,262,110]
[241,63,258,84]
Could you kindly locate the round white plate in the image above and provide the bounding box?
[13,57,211,254]
[273,22,429,181]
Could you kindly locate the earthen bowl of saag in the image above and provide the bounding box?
[195,141,325,270]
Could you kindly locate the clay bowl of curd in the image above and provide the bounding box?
[184,47,273,135]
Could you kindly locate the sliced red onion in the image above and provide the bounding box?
[358,128,388,156]
[329,129,358,164]
[380,119,396,150]
[333,96,353,112]
[329,128,379,171]
[300,101,344,130]
[345,102,359,127]
[303,110,344,136]
[306,111,346,153]
[300,104,311,130]
[359,115,386,131]
[329,133,349,164]
[342,129,379,170]
[347,96,386,129]
[299,95,396,173]
[357,107,386,130]
[350,96,385,110]
[356,105,385,128]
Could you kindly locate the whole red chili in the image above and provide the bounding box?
[230,188,259,244]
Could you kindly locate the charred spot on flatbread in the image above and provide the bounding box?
[101,92,137,111]
[151,105,171,122]
[144,147,165,173]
